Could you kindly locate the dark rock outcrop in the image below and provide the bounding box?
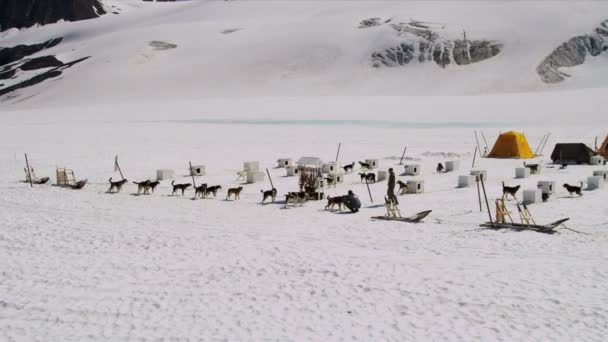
[0,38,62,67]
[0,0,106,32]
[372,39,502,68]
[0,38,90,98]
[20,56,63,70]
[0,69,16,80]
[149,41,177,50]
[370,21,502,69]
[537,20,608,83]
[359,18,391,29]
[0,56,90,97]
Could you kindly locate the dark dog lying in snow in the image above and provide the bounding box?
[171,180,192,196]
[563,182,583,196]
[108,177,128,193]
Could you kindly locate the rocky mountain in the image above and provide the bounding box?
[537,20,608,83]
[0,0,106,32]
[367,20,503,69]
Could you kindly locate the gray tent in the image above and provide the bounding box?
[550,143,596,164]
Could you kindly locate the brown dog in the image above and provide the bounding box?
[226,186,243,200]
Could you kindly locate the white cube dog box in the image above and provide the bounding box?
[458,175,475,188]
[328,173,344,184]
[445,160,460,172]
[590,155,605,166]
[377,170,388,182]
[523,189,542,205]
[593,170,608,181]
[587,176,604,190]
[404,164,421,176]
[406,180,424,194]
[322,162,339,174]
[244,161,260,172]
[515,167,530,179]
[537,181,556,195]
[470,170,487,182]
[156,169,174,180]
[297,157,323,168]
[190,165,206,176]
[286,166,299,177]
[277,158,292,168]
[365,159,379,169]
[246,171,265,184]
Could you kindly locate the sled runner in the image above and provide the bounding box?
[372,210,432,223]
[480,218,569,234]
[482,200,568,233]
[23,167,49,185]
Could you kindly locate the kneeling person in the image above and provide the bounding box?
[343,190,361,213]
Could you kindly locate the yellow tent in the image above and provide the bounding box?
[488,131,534,159]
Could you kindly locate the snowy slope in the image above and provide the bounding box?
[1,0,608,108]
[1,2,608,341]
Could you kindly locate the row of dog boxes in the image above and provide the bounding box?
[457,170,488,187]
[278,158,382,170]
[403,161,460,176]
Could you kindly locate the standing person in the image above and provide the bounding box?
[343,190,361,213]
[387,168,398,205]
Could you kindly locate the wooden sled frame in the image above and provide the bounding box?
[481,198,569,233]
[480,218,569,234]
[54,168,87,190]
[372,210,432,223]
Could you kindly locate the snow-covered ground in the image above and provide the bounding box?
[2,1,608,341]
[2,113,608,341]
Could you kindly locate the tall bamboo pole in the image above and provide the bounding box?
[24,153,33,188]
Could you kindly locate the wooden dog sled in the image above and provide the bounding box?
[480,199,568,234]
[371,196,432,223]
[372,210,432,223]
[480,218,569,234]
[23,168,50,185]
[54,168,88,190]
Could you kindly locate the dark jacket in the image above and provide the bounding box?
[344,193,361,212]
[388,172,396,190]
